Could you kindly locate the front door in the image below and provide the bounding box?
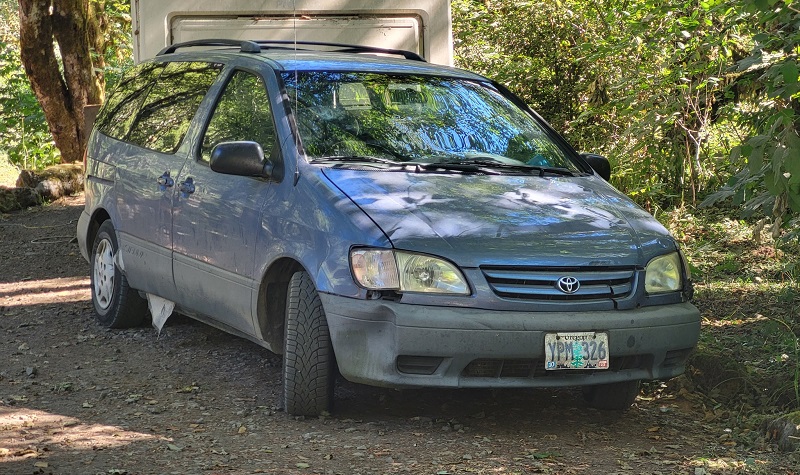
[171,69,278,334]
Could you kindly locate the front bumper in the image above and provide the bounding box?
[320,294,700,388]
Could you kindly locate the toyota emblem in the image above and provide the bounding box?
[556,276,580,294]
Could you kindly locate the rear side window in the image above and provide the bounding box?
[96,61,222,154]
[127,62,222,154]
[95,62,165,140]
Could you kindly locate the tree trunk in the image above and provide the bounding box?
[18,0,103,164]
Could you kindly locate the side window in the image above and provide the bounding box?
[200,70,275,162]
[125,61,222,154]
[95,62,165,140]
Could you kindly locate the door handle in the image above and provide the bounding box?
[157,171,174,191]
[178,177,195,197]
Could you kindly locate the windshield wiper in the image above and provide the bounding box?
[419,158,577,176]
[312,155,578,177]
[525,165,578,177]
[311,155,401,166]
[416,161,502,175]
[458,158,578,177]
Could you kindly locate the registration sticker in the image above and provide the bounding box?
[544,332,609,370]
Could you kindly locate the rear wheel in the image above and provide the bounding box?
[283,271,335,416]
[582,380,640,410]
[90,220,147,328]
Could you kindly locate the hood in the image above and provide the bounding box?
[323,169,676,268]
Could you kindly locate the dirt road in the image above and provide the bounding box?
[0,196,794,474]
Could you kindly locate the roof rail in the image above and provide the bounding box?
[254,40,426,62]
[156,38,426,62]
[156,39,261,56]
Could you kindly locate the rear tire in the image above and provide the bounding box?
[90,220,147,328]
[283,271,335,416]
[582,380,640,410]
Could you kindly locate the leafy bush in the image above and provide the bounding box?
[701,1,800,239]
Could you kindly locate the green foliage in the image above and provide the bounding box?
[591,0,746,206]
[96,0,134,93]
[701,0,800,239]
[0,0,59,169]
[0,0,132,171]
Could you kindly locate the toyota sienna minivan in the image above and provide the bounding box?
[77,40,700,416]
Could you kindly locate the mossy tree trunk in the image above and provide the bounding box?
[17,0,104,164]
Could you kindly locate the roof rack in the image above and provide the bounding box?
[254,40,426,62]
[157,39,261,56]
[156,39,426,62]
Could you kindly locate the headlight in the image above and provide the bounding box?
[350,249,469,295]
[645,252,683,294]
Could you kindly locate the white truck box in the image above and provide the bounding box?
[130,0,453,65]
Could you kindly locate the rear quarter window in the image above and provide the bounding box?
[95,62,165,140]
[96,61,222,154]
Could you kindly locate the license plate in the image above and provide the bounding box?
[544,332,609,370]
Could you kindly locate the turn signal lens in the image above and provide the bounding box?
[350,249,399,289]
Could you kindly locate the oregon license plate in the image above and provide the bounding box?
[544,332,609,370]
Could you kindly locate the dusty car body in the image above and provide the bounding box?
[77,40,700,415]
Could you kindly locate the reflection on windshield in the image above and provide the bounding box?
[282,72,580,172]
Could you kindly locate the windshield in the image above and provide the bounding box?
[282,72,583,173]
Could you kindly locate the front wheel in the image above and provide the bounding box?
[283,271,335,416]
[90,220,147,328]
[582,380,640,410]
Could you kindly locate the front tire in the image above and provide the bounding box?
[90,220,147,328]
[283,271,335,416]
[582,380,640,410]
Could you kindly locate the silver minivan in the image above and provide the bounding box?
[77,40,701,416]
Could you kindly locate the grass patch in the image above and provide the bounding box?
[661,207,800,413]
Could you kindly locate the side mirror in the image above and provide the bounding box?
[210,141,273,178]
[580,153,611,182]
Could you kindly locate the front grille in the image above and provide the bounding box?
[462,355,651,379]
[463,359,534,378]
[481,266,636,301]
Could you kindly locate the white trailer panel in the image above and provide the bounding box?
[131,0,453,65]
